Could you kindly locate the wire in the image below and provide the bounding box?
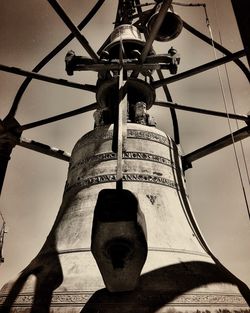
[217,28,250,187]
[206,3,250,220]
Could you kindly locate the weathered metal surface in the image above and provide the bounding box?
[0,124,249,312]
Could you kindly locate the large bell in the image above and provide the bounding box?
[147,4,183,42]
[0,123,249,312]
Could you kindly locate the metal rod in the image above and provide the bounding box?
[18,137,71,162]
[0,64,96,92]
[131,0,173,77]
[183,126,250,167]
[70,62,171,71]
[152,49,246,88]
[135,0,143,14]
[137,4,180,144]
[21,103,97,130]
[156,71,180,144]
[47,0,99,61]
[155,101,249,122]
[116,68,127,185]
[183,20,250,82]
[141,0,172,62]
[8,0,105,118]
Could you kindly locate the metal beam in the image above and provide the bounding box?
[18,137,71,162]
[156,71,180,144]
[0,64,96,92]
[47,0,99,61]
[231,0,250,69]
[183,20,250,82]
[8,0,105,118]
[152,49,246,88]
[131,0,173,77]
[183,126,250,169]
[67,62,173,72]
[0,117,22,194]
[0,143,14,195]
[21,103,97,131]
[155,101,249,122]
[140,0,172,62]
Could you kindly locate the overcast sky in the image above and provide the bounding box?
[0,0,249,289]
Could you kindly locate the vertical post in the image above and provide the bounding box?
[0,118,21,195]
[231,0,250,69]
[0,144,14,195]
[116,66,127,189]
[0,212,6,263]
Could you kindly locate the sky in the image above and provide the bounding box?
[0,0,249,289]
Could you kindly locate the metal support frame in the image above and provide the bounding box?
[231,0,250,69]
[0,117,22,194]
[18,137,71,162]
[152,49,246,88]
[155,101,249,122]
[47,0,99,61]
[21,103,97,131]
[65,53,179,74]
[156,71,180,144]
[183,20,250,82]
[139,0,172,62]
[0,212,6,263]
[183,126,250,170]
[0,64,96,92]
[8,0,105,118]
[1,0,248,196]
[131,0,173,77]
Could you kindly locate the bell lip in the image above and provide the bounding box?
[103,38,146,56]
[96,78,156,110]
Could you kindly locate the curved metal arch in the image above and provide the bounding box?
[7,0,105,119]
[183,20,250,82]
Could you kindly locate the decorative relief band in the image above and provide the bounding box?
[66,173,177,193]
[127,129,170,146]
[75,129,171,151]
[70,151,174,171]
[0,292,248,307]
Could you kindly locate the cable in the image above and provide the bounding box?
[212,11,250,188]
[206,3,250,220]
[168,1,250,194]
